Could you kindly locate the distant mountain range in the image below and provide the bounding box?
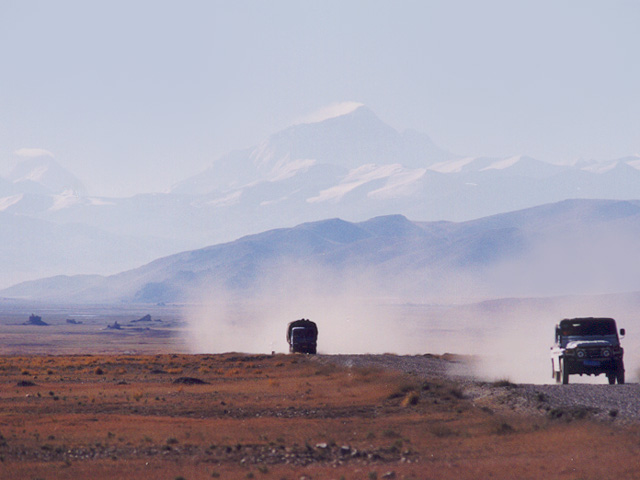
[4,199,640,304]
[2,104,640,289]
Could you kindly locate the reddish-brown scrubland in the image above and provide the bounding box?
[0,353,639,480]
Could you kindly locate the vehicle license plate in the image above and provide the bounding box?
[584,360,601,366]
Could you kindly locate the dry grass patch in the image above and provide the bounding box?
[1,354,640,480]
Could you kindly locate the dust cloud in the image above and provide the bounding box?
[464,296,640,385]
[183,260,424,355]
[182,245,640,385]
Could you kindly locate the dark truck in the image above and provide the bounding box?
[551,317,625,384]
[286,319,318,354]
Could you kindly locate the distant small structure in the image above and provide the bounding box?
[106,320,122,330]
[66,318,83,325]
[24,314,48,326]
[130,314,160,323]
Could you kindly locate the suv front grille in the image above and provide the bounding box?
[585,349,602,358]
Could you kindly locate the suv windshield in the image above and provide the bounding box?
[559,319,617,337]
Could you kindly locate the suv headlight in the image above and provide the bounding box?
[601,348,612,358]
[576,349,586,359]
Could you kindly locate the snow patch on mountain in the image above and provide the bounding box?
[18,164,48,183]
[297,101,365,124]
[260,195,292,207]
[265,156,316,182]
[481,155,523,171]
[205,190,243,207]
[0,194,23,211]
[87,197,116,206]
[49,190,82,211]
[369,168,427,199]
[428,157,476,173]
[307,164,405,203]
[12,148,55,159]
[574,155,640,174]
[581,161,618,174]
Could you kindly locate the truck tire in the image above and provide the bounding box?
[562,360,569,385]
[616,366,625,385]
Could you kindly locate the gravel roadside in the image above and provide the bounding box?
[316,354,640,424]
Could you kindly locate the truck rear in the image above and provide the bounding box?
[287,319,318,354]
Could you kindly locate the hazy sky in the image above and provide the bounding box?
[1,0,639,197]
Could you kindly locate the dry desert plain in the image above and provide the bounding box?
[0,305,639,479]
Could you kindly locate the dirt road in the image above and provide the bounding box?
[319,353,640,423]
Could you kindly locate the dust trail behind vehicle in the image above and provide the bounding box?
[181,261,640,384]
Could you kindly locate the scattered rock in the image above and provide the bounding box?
[548,406,600,421]
[17,380,37,387]
[172,377,208,385]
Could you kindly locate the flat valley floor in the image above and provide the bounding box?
[1,305,639,479]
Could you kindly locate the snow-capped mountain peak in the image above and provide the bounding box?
[297,101,365,124]
[578,155,640,174]
[7,153,86,195]
[171,103,453,195]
